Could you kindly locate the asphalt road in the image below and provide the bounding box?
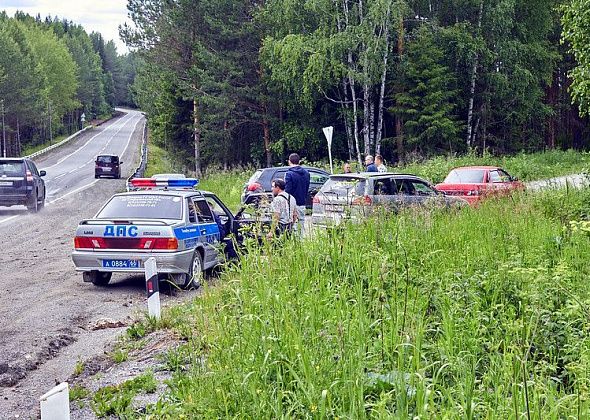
[0,110,198,418]
[0,110,143,226]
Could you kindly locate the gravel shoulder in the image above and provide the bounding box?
[0,114,198,418]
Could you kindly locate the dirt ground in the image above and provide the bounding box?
[0,116,197,419]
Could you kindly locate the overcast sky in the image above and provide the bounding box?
[1,0,131,53]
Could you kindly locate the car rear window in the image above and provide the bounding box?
[0,161,24,176]
[443,169,485,183]
[97,156,118,164]
[96,194,183,220]
[247,169,263,184]
[320,177,366,197]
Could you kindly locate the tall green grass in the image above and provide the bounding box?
[138,189,590,417]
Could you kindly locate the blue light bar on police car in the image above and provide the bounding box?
[130,178,199,189]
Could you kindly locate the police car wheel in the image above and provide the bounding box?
[184,252,203,289]
[85,271,112,286]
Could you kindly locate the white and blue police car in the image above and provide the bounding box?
[72,178,240,288]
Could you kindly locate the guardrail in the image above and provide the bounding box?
[126,120,148,191]
[26,126,92,160]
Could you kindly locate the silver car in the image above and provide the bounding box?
[312,172,467,226]
[72,186,225,288]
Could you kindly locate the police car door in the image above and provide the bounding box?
[191,197,223,267]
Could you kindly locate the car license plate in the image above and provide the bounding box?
[102,259,141,269]
[325,204,344,212]
[0,181,12,186]
[103,167,112,171]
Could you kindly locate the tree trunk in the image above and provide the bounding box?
[16,117,20,157]
[375,3,391,156]
[193,97,202,177]
[341,78,354,161]
[545,69,559,149]
[466,0,484,148]
[395,14,404,165]
[375,34,389,155]
[347,51,362,164]
[363,70,370,156]
[263,107,272,167]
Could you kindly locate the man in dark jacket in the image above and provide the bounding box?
[285,153,310,236]
[365,155,378,172]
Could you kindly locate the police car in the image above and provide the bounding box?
[72,178,242,288]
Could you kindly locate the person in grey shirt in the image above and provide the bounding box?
[267,178,298,238]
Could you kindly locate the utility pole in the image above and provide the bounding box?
[1,99,6,158]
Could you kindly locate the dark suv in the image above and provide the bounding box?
[95,155,122,179]
[0,158,46,212]
[241,166,330,208]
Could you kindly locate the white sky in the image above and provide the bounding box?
[1,0,131,53]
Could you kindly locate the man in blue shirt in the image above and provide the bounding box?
[365,155,378,172]
[285,153,310,236]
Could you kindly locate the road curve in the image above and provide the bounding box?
[0,110,198,418]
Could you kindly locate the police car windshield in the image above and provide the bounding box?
[96,194,183,220]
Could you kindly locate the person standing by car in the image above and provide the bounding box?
[375,155,387,173]
[365,155,378,172]
[285,153,310,236]
[267,179,298,238]
[343,162,352,173]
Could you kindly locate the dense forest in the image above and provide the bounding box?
[0,12,134,156]
[122,0,590,175]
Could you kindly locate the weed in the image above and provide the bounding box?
[91,371,158,417]
[112,349,129,364]
[73,360,85,377]
[69,384,89,402]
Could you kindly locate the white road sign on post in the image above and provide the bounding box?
[40,382,70,420]
[322,126,334,174]
[145,257,161,320]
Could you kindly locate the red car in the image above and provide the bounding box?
[435,166,524,205]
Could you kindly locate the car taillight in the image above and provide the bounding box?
[26,170,34,182]
[247,182,262,192]
[352,195,372,205]
[74,237,178,250]
[312,196,320,204]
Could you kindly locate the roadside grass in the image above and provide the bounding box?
[129,187,590,417]
[144,141,178,178]
[91,371,157,417]
[21,134,70,157]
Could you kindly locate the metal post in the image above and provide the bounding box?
[145,258,161,320]
[1,100,6,158]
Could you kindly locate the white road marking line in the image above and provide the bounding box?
[42,113,135,170]
[0,215,19,225]
[119,117,144,158]
[48,114,141,180]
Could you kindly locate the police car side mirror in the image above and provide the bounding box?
[39,170,46,177]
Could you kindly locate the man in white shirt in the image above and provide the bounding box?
[375,154,387,173]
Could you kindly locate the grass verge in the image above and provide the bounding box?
[133,187,590,417]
